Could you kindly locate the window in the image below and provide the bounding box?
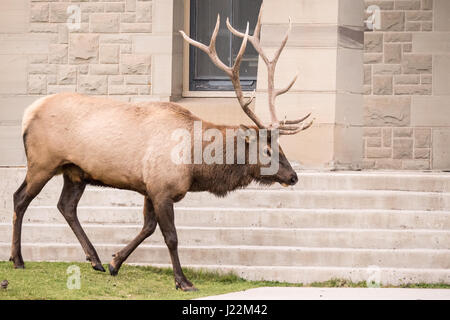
[189,0,262,91]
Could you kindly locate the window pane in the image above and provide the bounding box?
[190,0,262,90]
[231,0,261,79]
[194,0,231,79]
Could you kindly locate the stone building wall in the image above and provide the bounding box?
[0,0,177,165]
[363,0,450,170]
[28,1,153,97]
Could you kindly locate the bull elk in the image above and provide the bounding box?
[10,4,312,291]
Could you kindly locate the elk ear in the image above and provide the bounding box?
[237,124,257,144]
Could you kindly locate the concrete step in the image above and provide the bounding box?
[1,223,448,249]
[2,168,450,193]
[0,243,448,269]
[2,207,448,230]
[25,189,450,211]
[141,263,450,286]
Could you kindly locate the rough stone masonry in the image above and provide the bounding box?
[363,0,440,170]
[28,0,153,97]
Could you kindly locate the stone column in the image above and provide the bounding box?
[254,0,365,169]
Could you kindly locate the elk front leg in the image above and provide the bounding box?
[154,198,197,291]
[57,174,104,272]
[109,197,157,276]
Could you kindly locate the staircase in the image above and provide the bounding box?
[0,168,449,285]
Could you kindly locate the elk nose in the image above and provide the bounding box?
[290,173,298,185]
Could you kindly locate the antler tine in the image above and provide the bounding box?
[180,16,266,129]
[279,119,314,135]
[275,72,298,97]
[280,112,311,126]
[227,5,313,136]
[272,17,292,66]
[180,15,231,77]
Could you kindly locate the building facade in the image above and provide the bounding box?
[0,0,449,170]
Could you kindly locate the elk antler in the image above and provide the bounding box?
[226,4,313,135]
[180,15,265,129]
[180,5,313,135]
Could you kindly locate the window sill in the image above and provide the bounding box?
[182,90,254,98]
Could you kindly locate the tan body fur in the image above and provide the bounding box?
[11,93,297,291]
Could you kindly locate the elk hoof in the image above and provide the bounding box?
[108,264,119,276]
[175,280,198,292]
[92,263,106,272]
[9,257,25,269]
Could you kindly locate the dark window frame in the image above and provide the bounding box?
[188,0,258,92]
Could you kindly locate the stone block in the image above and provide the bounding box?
[373,75,393,95]
[395,75,420,84]
[49,3,70,23]
[384,32,412,42]
[136,1,152,22]
[90,14,120,33]
[57,65,77,85]
[411,96,450,126]
[78,75,107,95]
[69,34,99,64]
[364,96,411,126]
[421,22,433,31]
[366,137,382,147]
[393,139,413,159]
[366,148,392,158]
[364,53,383,64]
[432,128,450,169]
[374,159,402,170]
[364,65,372,85]
[373,64,402,75]
[99,45,120,64]
[364,33,383,52]
[365,1,395,10]
[403,159,430,170]
[120,54,152,75]
[403,43,412,52]
[48,44,68,64]
[406,22,421,31]
[89,64,119,75]
[406,11,432,21]
[380,12,405,31]
[363,128,382,137]
[30,3,49,22]
[433,0,450,31]
[394,85,432,95]
[402,54,432,74]
[421,0,433,10]
[394,128,413,137]
[383,128,392,147]
[414,148,430,159]
[384,43,401,63]
[395,0,421,10]
[104,3,125,13]
[28,75,47,95]
[433,55,450,95]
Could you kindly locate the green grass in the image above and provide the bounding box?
[0,261,448,300]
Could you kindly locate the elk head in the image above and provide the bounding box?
[180,4,313,187]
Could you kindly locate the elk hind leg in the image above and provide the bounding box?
[11,170,54,268]
[57,171,105,272]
